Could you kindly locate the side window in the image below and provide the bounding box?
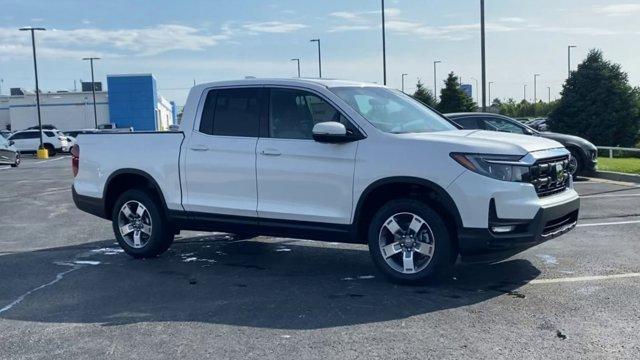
[269,88,351,140]
[453,117,480,129]
[44,131,55,137]
[199,88,261,137]
[27,132,40,139]
[481,117,525,134]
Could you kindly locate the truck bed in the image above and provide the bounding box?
[73,131,186,211]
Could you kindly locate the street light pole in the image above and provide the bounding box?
[401,73,408,93]
[83,57,100,129]
[381,0,387,85]
[470,76,479,104]
[310,39,321,78]
[533,74,540,103]
[524,84,527,102]
[20,26,46,156]
[548,86,551,103]
[480,0,487,112]
[291,58,300,77]
[0,78,3,95]
[568,45,577,78]
[433,60,441,97]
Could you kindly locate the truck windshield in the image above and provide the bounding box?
[330,87,457,134]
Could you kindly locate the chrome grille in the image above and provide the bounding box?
[528,156,570,197]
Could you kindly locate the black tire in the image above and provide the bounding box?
[568,148,584,178]
[111,189,174,258]
[368,199,454,285]
[44,144,56,157]
[11,153,20,167]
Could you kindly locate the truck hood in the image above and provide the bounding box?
[397,130,565,156]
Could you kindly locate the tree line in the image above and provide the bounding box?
[412,49,640,147]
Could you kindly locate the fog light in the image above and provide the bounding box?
[491,225,516,233]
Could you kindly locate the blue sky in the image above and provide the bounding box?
[1,0,639,105]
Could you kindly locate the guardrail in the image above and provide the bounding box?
[598,146,640,158]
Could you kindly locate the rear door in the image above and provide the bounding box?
[256,87,358,224]
[183,87,266,217]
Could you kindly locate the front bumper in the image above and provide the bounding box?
[458,195,579,259]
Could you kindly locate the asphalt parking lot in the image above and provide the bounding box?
[1,157,640,359]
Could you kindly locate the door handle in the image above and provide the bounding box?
[260,149,281,156]
[190,145,209,152]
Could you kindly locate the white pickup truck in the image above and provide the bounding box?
[72,78,579,284]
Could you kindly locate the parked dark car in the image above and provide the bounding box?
[446,112,597,176]
[0,136,20,167]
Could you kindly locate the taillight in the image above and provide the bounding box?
[71,144,80,177]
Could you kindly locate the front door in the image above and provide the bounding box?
[256,88,358,224]
[184,87,265,217]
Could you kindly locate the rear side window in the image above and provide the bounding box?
[453,117,480,129]
[199,88,262,137]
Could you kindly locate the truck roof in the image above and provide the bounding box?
[195,78,384,89]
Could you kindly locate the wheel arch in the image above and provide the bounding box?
[353,177,463,245]
[103,168,169,219]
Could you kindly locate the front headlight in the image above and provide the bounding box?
[450,153,529,182]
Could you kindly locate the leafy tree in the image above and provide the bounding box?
[549,49,640,146]
[412,79,436,107]
[436,72,477,113]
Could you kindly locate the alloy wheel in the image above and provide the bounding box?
[117,200,152,248]
[378,212,435,274]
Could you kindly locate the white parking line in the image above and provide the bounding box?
[578,220,640,227]
[530,273,640,284]
[34,157,66,164]
[582,193,640,198]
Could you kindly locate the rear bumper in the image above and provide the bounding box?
[72,185,107,219]
[458,195,579,260]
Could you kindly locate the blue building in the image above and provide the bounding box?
[107,74,175,131]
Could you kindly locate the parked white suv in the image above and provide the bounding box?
[8,129,69,156]
[71,79,579,284]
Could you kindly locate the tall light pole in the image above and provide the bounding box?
[19,27,46,157]
[568,45,577,78]
[291,58,300,77]
[470,76,479,104]
[547,86,551,103]
[401,73,408,93]
[480,0,487,112]
[83,57,100,129]
[523,84,527,102]
[533,74,540,103]
[433,60,441,97]
[488,81,494,103]
[381,0,387,85]
[310,39,321,78]
[0,78,3,95]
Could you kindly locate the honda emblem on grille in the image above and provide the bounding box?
[555,163,564,182]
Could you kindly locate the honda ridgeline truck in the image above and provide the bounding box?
[72,79,579,284]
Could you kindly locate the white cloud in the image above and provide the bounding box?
[242,21,307,34]
[0,24,230,58]
[595,3,640,16]
[499,17,526,23]
[330,11,360,20]
[328,25,372,32]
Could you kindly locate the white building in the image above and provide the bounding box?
[2,90,109,131]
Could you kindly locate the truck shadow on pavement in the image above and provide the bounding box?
[0,234,541,329]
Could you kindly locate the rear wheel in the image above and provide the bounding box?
[11,153,20,167]
[368,199,454,284]
[112,189,174,258]
[44,144,56,157]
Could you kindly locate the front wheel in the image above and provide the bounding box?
[112,189,174,258]
[368,199,454,284]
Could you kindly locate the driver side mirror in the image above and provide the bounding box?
[312,122,350,143]
[9,140,15,146]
